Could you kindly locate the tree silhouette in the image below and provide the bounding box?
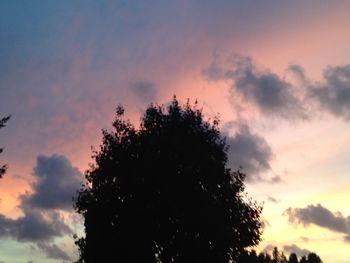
[235,248,322,263]
[280,252,288,263]
[289,253,298,263]
[300,256,307,263]
[74,98,263,262]
[258,252,271,263]
[0,115,10,178]
[272,247,280,263]
[307,252,322,263]
[265,253,272,263]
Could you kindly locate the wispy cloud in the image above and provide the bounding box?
[283,244,311,257]
[264,243,311,257]
[131,80,158,104]
[266,195,280,203]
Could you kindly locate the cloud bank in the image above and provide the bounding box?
[205,54,350,122]
[284,203,350,241]
[204,55,307,120]
[0,154,82,260]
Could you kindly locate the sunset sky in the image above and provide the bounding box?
[1,1,350,262]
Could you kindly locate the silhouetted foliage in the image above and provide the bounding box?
[237,247,322,263]
[74,98,263,262]
[300,256,307,263]
[273,246,280,263]
[280,252,288,263]
[289,253,298,263]
[258,252,271,263]
[307,253,322,263]
[0,115,10,178]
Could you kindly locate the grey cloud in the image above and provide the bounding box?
[231,57,297,115]
[206,55,350,122]
[310,64,350,119]
[0,209,71,242]
[226,124,274,182]
[204,55,307,120]
[22,155,83,210]
[0,154,79,260]
[37,243,71,261]
[284,204,350,241]
[283,244,311,257]
[131,81,157,104]
[288,64,306,83]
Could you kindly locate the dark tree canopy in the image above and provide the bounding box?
[0,115,10,178]
[75,98,263,262]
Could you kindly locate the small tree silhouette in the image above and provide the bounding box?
[307,252,322,263]
[289,253,298,263]
[300,256,307,263]
[75,98,263,262]
[236,248,322,263]
[0,115,10,178]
